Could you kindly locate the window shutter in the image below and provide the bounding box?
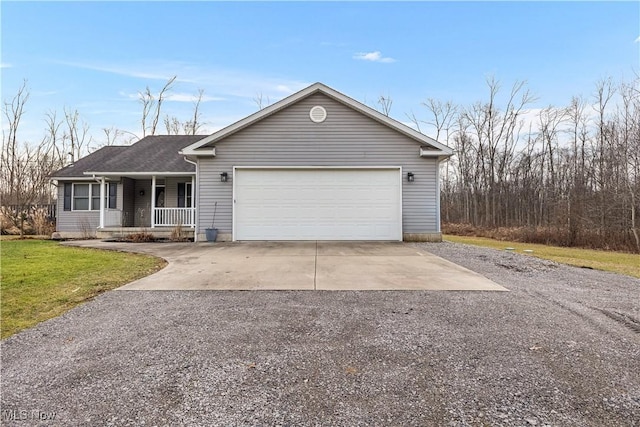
[63,183,72,211]
[177,183,185,208]
[108,183,117,209]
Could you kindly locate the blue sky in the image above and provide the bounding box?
[1,1,639,145]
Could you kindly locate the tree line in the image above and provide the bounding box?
[409,76,640,252]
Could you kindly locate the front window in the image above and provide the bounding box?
[73,184,91,210]
[186,183,193,208]
[91,184,100,210]
[178,182,193,208]
[72,183,116,211]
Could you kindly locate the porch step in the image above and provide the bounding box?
[96,227,195,239]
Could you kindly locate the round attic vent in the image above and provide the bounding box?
[309,106,327,123]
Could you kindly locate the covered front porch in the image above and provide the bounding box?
[95,173,196,229]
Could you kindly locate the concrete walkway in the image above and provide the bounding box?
[64,240,507,291]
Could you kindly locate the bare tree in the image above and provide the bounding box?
[460,78,535,226]
[422,99,457,142]
[253,92,271,110]
[43,110,64,165]
[184,88,205,135]
[101,126,135,146]
[592,78,616,235]
[63,108,91,163]
[162,89,207,135]
[377,94,393,116]
[1,82,59,236]
[415,98,459,223]
[617,79,640,251]
[537,105,567,227]
[139,75,177,136]
[139,86,153,137]
[406,110,423,132]
[163,115,182,135]
[566,96,589,245]
[1,80,30,204]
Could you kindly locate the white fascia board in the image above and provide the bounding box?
[420,147,454,159]
[83,171,195,176]
[179,146,215,157]
[49,176,96,181]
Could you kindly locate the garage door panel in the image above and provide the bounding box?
[234,168,401,240]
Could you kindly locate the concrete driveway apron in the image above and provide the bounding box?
[65,241,506,291]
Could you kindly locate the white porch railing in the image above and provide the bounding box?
[153,207,195,227]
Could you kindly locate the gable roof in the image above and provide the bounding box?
[51,135,205,178]
[181,82,453,158]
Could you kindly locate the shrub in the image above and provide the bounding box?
[126,232,155,243]
[170,222,189,242]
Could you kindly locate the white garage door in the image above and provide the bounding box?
[234,168,402,241]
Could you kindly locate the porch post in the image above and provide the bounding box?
[190,175,195,228]
[99,177,106,229]
[151,175,156,228]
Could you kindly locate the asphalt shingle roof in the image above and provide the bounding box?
[51,136,205,178]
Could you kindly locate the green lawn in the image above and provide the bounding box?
[1,239,166,339]
[444,235,640,279]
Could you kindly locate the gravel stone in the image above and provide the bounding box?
[1,241,638,426]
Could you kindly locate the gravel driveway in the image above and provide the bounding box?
[1,242,639,426]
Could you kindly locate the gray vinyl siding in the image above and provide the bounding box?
[55,181,123,232]
[196,92,439,235]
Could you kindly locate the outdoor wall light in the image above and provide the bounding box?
[220,172,228,182]
[139,189,145,196]
[407,172,415,182]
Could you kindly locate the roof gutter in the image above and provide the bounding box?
[49,176,97,181]
[183,156,197,167]
[82,171,195,176]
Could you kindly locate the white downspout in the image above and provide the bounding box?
[151,175,156,228]
[190,175,195,228]
[184,156,198,241]
[436,160,441,234]
[99,177,106,229]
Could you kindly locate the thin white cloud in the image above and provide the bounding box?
[276,84,294,93]
[635,36,640,43]
[353,51,396,63]
[33,90,58,96]
[58,59,309,100]
[166,93,225,103]
[0,62,12,68]
[57,60,177,82]
[119,92,225,102]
